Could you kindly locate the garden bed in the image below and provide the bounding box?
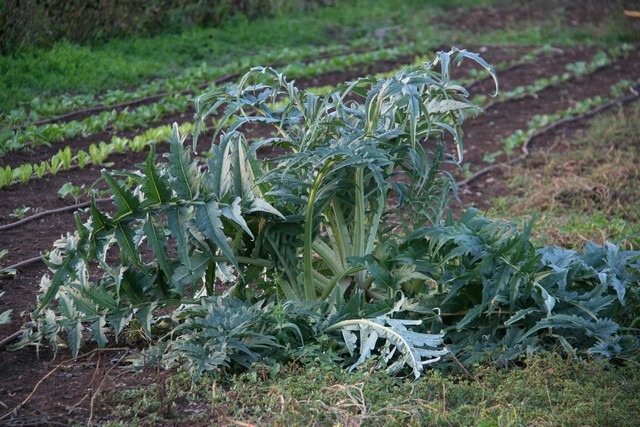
[1,1,639,425]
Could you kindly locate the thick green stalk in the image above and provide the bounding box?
[328,200,351,264]
[312,240,345,276]
[365,185,387,255]
[354,167,367,288]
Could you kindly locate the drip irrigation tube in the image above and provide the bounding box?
[0,198,111,232]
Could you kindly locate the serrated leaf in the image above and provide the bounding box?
[196,200,239,272]
[141,144,172,206]
[166,123,200,200]
[0,309,11,325]
[172,252,210,287]
[534,282,556,316]
[328,317,447,379]
[89,317,108,348]
[245,197,285,219]
[37,250,78,315]
[168,206,193,272]
[426,99,474,114]
[114,222,145,271]
[505,308,538,326]
[136,302,156,338]
[80,284,118,311]
[144,216,171,278]
[58,293,77,319]
[107,308,131,337]
[67,319,84,359]
[102,171,139,221]
[221,197,253,238]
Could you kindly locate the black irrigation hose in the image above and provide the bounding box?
[0,197,111,232]
[1,255,43,272]
[0,330,21,351]
[0,198,111,273]
[2,46,387,133]
[458,91,640,187]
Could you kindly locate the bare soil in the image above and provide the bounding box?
[1,1,639,424]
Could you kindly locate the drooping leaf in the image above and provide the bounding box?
[196,201,239,272]
[140,144,172,206]
[0,309,11,325]
[245,197,286,219]
[37,246,79,314]
[166,123,200,200]
[168,206,193,273]
[89,317,108,348]
[326,316,448,379]
[102,171,140,221]
[221,197,253,238]
[136,302,157,338]
[144,215,172,279]
[114,222,145,271]
[67,319,84,359]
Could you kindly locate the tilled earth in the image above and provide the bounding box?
[1,2,639,424]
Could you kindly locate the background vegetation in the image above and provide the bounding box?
[0,0,333,54]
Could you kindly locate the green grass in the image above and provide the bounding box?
[0,0,446,113]
[102,355,640,426]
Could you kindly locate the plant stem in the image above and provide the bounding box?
[354,167,366,288]
[303,160,334,300]
[319,266,365,300]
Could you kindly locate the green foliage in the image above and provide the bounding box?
[191,49,495,302]
[0,0,334,54]
[19,50,491,377]
[417,209,640,363]
[0,0,445,112]
[327,313,448,379]
[0,291,11,325]
[16,49,640,380]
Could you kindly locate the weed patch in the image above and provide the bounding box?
[101,355,640,426]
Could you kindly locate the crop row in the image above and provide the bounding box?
[0,123,194,189]
[0,44,557,158]
[4,72,637,193]
[3,47,631,190]
[0,42,364,127]
[472,44,635,107]
[488,78,639,162]
[1,40,433,130]
[0,43,438,157]
[0,51,594,188]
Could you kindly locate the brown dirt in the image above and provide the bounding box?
[1,1,639,424]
